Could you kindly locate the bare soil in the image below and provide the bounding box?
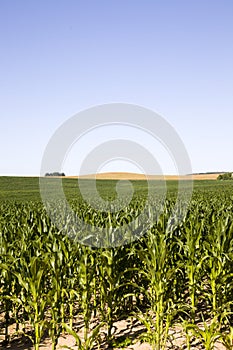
[1,316,226,349]
[68,172,220,181]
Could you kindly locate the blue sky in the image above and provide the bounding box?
[1,0,233,175]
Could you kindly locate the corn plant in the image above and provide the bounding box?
[221,325,233,350]
[12,255,49,350]
[136,215,178,350]
[175,210,206,322]
[97,246,129,345]
[203,212,233,317]
[183,316,222,350]
[63,245,102,350]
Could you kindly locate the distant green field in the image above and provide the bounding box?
[0,176,232,203]
[0,176,176,202]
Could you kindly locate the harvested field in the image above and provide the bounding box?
[68,171,221,181]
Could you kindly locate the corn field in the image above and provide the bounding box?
[0,180,233,349]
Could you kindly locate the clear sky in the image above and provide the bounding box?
[1,0,233,176]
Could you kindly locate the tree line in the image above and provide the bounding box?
[45,172,65,177]
[217,172,233,180]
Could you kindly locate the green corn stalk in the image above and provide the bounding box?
[203,213,233,317]
[63,245,102,350]
[221,325,233,350]
[136,216,177,350]
[183,316,222,350]
[13,255,49,350]
[176,212,206,322]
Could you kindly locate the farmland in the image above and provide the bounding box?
[0,177,233,349]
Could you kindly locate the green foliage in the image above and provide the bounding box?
[45,172,65,176]
[0,179,233,349]
[217,172,233,180]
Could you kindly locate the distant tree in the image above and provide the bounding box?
[217,172,233,180]
[45,172,65,177]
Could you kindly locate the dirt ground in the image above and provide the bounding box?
[68,172,220,181]
[1,317,226,349]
